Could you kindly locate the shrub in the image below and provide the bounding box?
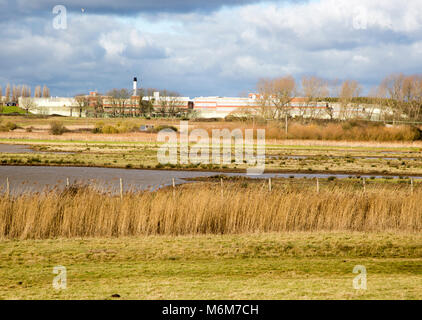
[151,125,178,133]
[94,121,139,134]
[101,125,119,134]
[49,121,67,135]
[92,121,105,134]
[5,122,18,131]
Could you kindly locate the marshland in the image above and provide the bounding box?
[0,116,421,300]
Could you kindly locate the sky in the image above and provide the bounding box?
[0,0,422,97]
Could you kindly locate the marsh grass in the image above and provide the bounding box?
[0,182,420,239]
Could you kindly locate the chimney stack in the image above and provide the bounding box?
[133,77,138,96]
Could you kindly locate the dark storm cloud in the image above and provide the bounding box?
[1,0,300,19]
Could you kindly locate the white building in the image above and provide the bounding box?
[19,97,77,117]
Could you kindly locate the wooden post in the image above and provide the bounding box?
[172,178,176,198]
[316,178,320,193]
[411,178,414,194]
[269,178,272,192]
[66,178,70,187]
[6,177,9,196]
[363,178,366,192]
[120,178,123,200]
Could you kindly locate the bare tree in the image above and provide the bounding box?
[256,76,297,120]
[5,84,10,103]
[74,95,90,118]
[156,90,184,117]
[42,85,50,98]
[105,89,130,117]
[93,95,104,118]
[137,88,153,117]
[20,97,37,114]
[380,73,411,121]
[301,76,329,119]
[106,89,120,117]
[21,85,31,98]
[339,80,361,120]
[34,86,42,98]
[12,85,19,103]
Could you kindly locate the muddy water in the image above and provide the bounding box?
[269,155,421,161]
[0,144,37,153]
[0,166,421,195]
[0,144,71,155]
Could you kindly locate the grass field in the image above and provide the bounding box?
[0,106,26,114]
[0,233,420,300]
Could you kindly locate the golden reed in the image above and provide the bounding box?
[0,184,420,239]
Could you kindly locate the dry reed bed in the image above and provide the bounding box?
[2,120,422,144]
[0,184,420,239]
[199,122,422,142]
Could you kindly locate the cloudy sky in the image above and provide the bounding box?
[1,0,422,97]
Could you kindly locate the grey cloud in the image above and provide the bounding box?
[1,0,303,20]
[1,0,422,98]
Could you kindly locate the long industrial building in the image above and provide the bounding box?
[18,78,383,120]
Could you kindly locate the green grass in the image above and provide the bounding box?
[0,233,420,300]
[0,106,26,114]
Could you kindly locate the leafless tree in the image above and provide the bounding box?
[301,76,329,119]
[20,97,37,114]
[106,89,131,117]
[5,84,10,103]
[93,95,104,118]
[12,85,19,103]
[34,86,42,98]
[106,89,120,117]
[136,88,153,117]
[156,90,184,117]
[256,76,297,120]
[20,85,31,98]
[42,85,50,98]
[74,95,90,118]
[339,80,361,119]
[379,73,419,121]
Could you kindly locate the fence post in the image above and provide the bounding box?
[269,178,272,192]
[317,178,320,193]
[172,178,176,198]
[411,178,414,194]
[220,178,224,199]
[363,178,366,192]
[120,178,123,200]
[66,178,70,187]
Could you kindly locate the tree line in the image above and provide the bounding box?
[253,73,422,122]
[0,84,51,104]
